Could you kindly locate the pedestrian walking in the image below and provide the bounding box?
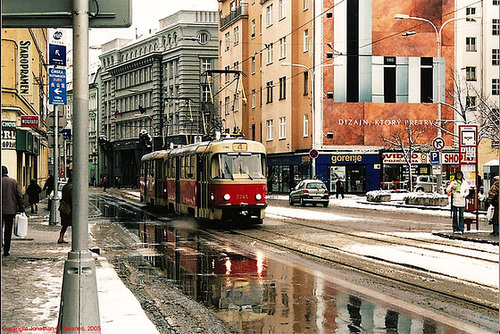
[336,177,345,199]
[58,173,73,244]
[26,178,42,214]
[446,170,470,234]
[2,166,25,256]
[102,176,109,192]
[43,172,55,210]
[487,176,499,236]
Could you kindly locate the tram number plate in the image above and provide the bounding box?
[233,143,248,152]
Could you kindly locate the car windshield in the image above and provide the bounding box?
[306,182,326,190]
[211,153,265,180]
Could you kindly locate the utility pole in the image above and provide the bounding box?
[49,105,60,225]
[57,0,101,331]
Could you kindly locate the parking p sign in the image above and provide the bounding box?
[430,151,440,165]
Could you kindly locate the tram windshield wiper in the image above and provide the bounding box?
[239,163,253,180]
[224,160,234,180]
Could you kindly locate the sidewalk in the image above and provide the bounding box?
[1,199,159,334]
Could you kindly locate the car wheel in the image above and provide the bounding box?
[323,202,329,208]
[300,198,305,206]
[289,197,294,206]
[416,188,424,193]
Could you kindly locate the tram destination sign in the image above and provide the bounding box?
[2,0,132,28]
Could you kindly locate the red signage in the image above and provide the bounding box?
[20,115,39,127]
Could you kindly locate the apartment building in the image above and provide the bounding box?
[1,28,50,190]
[99,11,218,187]
[219,0,314,193]
[455,0,500,172]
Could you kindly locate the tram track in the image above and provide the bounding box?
[214,226,498,314]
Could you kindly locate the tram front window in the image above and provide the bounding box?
[211,153,265,180]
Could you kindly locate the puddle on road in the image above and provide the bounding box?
[92,195,482,334]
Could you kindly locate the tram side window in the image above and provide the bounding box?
[169,158,176,178]
[189,155,195,179]
[181,156,186,179]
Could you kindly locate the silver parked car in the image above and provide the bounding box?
[289,180,329,207]
[413,175,438,192]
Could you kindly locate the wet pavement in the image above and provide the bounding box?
[92,191,497,333]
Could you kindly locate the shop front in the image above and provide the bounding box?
[267,154,311,194]
[315,152,382,194]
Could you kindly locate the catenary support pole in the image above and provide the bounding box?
[50,105,60,225]
[57,0,101,332]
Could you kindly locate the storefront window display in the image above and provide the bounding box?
[268,163,311,193]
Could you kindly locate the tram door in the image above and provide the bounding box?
[197,154,209,218]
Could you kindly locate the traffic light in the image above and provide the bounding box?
[139,130,152,149]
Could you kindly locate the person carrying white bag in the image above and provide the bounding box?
[2,166,26,256]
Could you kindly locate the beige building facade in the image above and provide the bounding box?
[2,28,49,190]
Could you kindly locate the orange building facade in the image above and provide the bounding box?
[219,0,461,193]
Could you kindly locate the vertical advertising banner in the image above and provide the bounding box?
[19,40,32,96]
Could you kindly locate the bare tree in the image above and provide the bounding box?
[382,123,432,191]
[439,72,499,146]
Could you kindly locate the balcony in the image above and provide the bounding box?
[220,3,248,30]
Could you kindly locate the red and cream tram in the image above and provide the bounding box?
[140,138,267,224]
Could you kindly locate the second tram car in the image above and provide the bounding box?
[140,138,267,224]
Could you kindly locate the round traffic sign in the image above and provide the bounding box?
[432,137,445,150]
[309,149,319,159]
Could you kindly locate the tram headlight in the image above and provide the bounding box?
[223,194,231,201]
[255,193,262,201]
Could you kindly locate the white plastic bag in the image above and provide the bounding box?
[14,212,28,238]
[486,205,495,222]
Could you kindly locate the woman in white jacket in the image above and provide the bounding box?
[446,170,470,234]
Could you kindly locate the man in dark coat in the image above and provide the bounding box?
[487,176,499,236]
[2,166,25,256]
[335,177,345,199]
[26,178,42,214]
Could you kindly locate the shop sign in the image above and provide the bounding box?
[331,154,363,164]
[382,152,428,164]
[19,40,32,96]
[337,119,435,127]
[442,152,461,164]
[21,115,39,127]
[2,121,16,150]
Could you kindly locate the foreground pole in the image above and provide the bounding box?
[57,0,101,332]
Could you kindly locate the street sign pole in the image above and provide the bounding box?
[57,0,100,332]
[49,105,60,225]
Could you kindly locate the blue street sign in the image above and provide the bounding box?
[430,151,440,165]
[49,67,66,105]
[49,44,66,66]
[61,128,71,140]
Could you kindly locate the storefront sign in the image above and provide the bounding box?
[382,152,428,164]
[21,115,39,127]
[2,121,16,150]
[331,154,363,164]
[19,40,32,95]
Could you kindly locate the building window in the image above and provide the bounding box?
[266,43,273,64]
[303,0,308,10]
[466,37,476,52]
[493,49,500,65]
[252,56,256,74]
[466,66,477,81]
[201,58,211,72]
[279,0,286,20]
[234,26,239,45]
[494,0,500,5]
[303,114,309,137]
[303,72,309,95]
[266,81,274,103]
[224,65,230,83]
[278,117,286,139]
[493,79,500,95]
[466,7,476,21]
[225,32,230,51]
[279,76,286,100]
[266,119,273,141]
[233,60,239,71]
[224,96,231,115]
[266,4,273,27]
[202,85,210,102]
[303,29,309,52]
[251,19,256,38]
[466,96,477,110]
[493,19,500,35]
[279,37,286,59]
[252,89,256,109]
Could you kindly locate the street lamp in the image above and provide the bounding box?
[281,62,338,178]
[394,13,476,138]
[395,13,475,193]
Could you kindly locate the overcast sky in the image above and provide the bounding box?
[89,0,218,46]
